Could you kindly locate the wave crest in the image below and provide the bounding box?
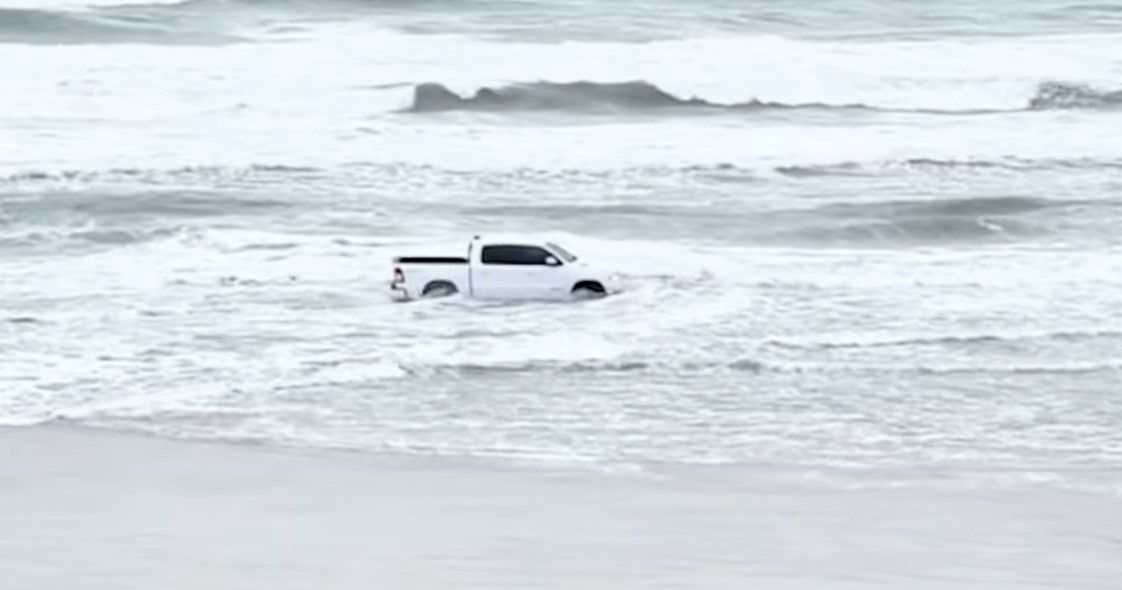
[409,81,858,113]
[1028,82,1122,110]
[408,80,1122,114]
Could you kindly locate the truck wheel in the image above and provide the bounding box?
[571,281,606,300]
[422,281,458,298]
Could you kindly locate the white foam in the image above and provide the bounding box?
[3,24,1122,174]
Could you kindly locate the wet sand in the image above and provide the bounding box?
[2,426,1119,589]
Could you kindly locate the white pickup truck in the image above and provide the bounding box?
[390,236,619,300]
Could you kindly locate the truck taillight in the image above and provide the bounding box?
[392,266,404,283]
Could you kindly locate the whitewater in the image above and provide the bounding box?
[1,0,1121,587]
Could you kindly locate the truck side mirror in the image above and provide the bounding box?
[544,256,561,266]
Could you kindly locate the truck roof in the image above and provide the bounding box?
[473,234,560,245]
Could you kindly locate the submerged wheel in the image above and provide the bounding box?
[571,281,606,300]
[422,281,458,298]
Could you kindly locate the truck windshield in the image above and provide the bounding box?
[546,242,577,263]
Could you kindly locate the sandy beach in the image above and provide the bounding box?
[1,426,1118,589]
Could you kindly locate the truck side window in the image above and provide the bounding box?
[481,245,555,265]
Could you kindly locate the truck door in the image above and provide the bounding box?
[473,244,568,299]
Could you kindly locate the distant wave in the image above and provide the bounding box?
[409,81,864,113]
[0,227,183,250]
[5,158,1121,188]
[460,192,1097,245]
[408,80,1122,114]
[398,357,766,377]
[761,196,1065,244]
[766,329,1122,351]
[915,362,1122,376]
[0,164,323,185]
[0,6,241,44]
[1027,81,1122,110]
[393,355,1122,379]
[0,8,132,44]
[776,157,1122,177]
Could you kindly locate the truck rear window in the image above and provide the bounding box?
[481,245,555,265]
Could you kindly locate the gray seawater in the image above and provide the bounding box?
[1,0,1121,494]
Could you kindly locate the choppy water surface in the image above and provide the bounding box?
[1,0,1120,491]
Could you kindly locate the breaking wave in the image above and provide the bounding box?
[1027,81,1122,110]
[408,80,1122,114]
[409,81,864,113]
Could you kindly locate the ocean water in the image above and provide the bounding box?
[1,0,1121,493]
